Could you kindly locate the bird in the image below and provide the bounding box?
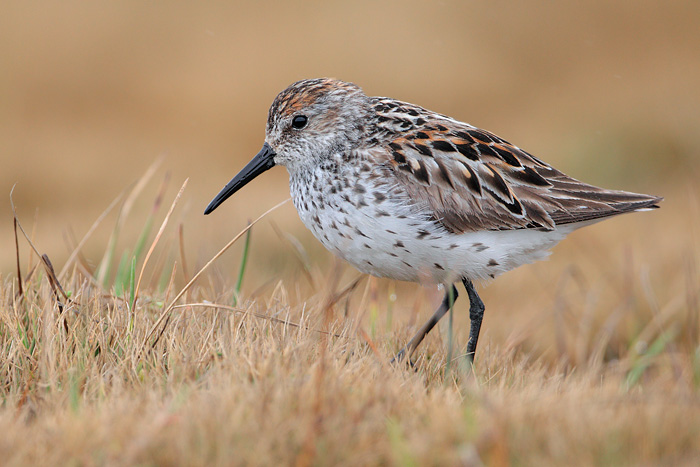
[204,78,661,364]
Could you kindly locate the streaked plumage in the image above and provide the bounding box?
[205,78,661,362]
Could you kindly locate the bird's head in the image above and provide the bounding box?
[205,78,369,215]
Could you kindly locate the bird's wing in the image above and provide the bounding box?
[371,115,661,233]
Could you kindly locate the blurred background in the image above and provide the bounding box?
[1,2,698,337]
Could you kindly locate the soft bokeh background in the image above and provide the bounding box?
[2,1,698,300]
[3,4,700,462]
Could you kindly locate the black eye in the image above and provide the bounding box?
[292,115,308,129]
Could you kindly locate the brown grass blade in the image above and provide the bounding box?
[139,198,291,355]
[10,187,58,286]
[172,303,347,338]
[14,212,23,300]
[96,157,163,285]
[132,178,188,311]
[58,188,125,279]
[41,254,70,302]
[178,223,190,284]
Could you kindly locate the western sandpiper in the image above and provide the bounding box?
[205,78,661,363]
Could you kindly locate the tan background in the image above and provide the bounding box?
[1,1,698,287]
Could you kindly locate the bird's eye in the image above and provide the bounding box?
[292,115,308,129]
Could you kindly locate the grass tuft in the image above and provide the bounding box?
[2,171,699,464]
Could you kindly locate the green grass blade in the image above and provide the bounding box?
[625,328,677,388]
[114,250,131,297]
[128,256,136,330]
[132,216,154,266]
[232,226,252,306]
[96,223,120,288]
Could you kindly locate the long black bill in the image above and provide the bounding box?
[204,142,276,215]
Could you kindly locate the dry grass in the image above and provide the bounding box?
[1,173,699,466]
[2,4,699,463]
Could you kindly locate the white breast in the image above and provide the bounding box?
[289,162,582,284]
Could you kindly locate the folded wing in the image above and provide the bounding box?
[377,119,661,233]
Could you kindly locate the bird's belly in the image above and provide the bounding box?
[293,190,572,284]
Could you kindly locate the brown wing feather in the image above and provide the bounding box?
[379,119,662,233]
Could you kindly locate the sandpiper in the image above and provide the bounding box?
[205,78,661,363]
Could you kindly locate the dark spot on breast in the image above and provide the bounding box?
[388,252,398,257]
[373,192,386,203]
[363,243,371,249]
[407,108,419,116]
[386,229,397,234]
[416,229,430,239]
[402,260,413,268]
[449,243,459,249]
[473,243,488,252]
[434,263,444,270]
[488,259,499,267]
[415,131,429,140]
[376,209,390,217]
[354,184,365,194]
[394,240,405,248]
[354,227,369,238]
[366,261,374,266]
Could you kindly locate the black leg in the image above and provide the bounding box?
[462,278,485,361]
[392,285,458,364]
